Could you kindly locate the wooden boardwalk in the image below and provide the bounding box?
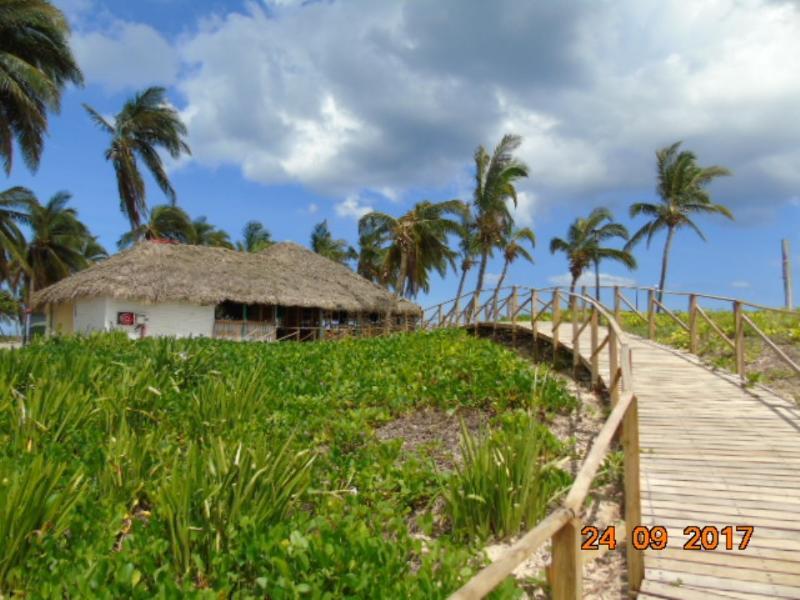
[524,321,800,599]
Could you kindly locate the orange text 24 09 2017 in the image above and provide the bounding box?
[581,525,754,551]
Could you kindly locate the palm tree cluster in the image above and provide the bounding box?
[0,186,106,322]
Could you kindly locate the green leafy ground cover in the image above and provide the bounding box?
[0,330,577,597]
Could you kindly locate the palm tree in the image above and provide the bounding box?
[550,208,636,295]
[450,209,478,322]
[0,186,34,281]
[490,226,535,314]
[356,219,385,284]
[469,134,529,319]
[626,142,732,306]
[359,199,466,298]
[118,205,194,248]
[23,191,92,299]
[189,216,233,248]
[81,236,108,262]
[236,221,273,252]
[84,87,191,229]
[0,0,83,174]
[310,220,355,265]
[588,216,632,300]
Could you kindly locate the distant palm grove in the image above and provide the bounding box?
[0,0,734,334]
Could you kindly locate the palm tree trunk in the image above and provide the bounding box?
[451,264,470,323]
[491,259,510,319]
[396,250,408,297]
[594,260,600,300]
[470,250,490,322]
[570,275,577,295]
[657,226,675,310]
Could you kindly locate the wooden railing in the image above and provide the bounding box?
[426,287,642,599]
[422,284,798,597]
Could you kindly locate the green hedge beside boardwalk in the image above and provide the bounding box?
[0,330,576,597]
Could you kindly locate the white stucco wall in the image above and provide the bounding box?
[74,297,110,334]
[73,297,214,339]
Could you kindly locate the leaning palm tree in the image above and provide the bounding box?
[627,142,732,305]
[236,221,273,252]
[84,87,191,229]
[359,199,466,298]
[189,216,233,248]
[469,134,529,320]
[550,207,636,294]
[0,187,34,281]
[0,0,83,173]
[490,226,536,314]
[117,205,194,249]
[310,220,355,266]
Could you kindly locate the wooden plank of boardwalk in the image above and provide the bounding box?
[516,320,800,599]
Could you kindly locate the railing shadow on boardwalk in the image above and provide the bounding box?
[422,285,800,600]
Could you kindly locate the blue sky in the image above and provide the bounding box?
[10,0,800,309]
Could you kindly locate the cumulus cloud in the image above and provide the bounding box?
[548,272,637,288]
[76,0,800,218]
[335,195,373,220]
[72,21,180,91]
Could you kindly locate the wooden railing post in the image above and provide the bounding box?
[734,300,745,381]
[623,392,644,593]
[437,305,443,328]
[552,289,561,362]
[613,286,621,322]
[647,289,656,339]
[550,519,582,600]
[608,328,619,407]
[590,307,599,389]
[580,285,588,322]
[688,294,698,354]
[510,286,518,346]
[571,294,580,375]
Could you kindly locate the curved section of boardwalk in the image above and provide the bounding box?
[523,321,800,599]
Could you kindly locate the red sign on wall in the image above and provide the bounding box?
[117,312,136,326]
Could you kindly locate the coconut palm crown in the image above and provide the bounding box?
[626,142,732,304]
[84,87,191,229]
[0,0,83,173]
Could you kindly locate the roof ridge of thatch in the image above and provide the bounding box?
[32,240,420,315]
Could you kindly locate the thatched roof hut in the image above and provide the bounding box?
[33,241,420,315]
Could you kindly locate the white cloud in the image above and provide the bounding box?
[731,280,751,289]
[335,195,372,220]
[72,21,179,92]
[72,1,800,217]
[306,203,319,215]
[548,272,636,288]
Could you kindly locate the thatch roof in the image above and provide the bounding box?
[32,241,421,315]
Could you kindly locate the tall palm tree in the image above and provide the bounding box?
[550,207,636,294]
[356,218,385,284]
[627,142,732,305]
[81,236,108,262]
[588,216,631,300]
[310,220,355,265]
[236,221,273,252]
[23,191,92,298]
[490,226,535,312]
[450,208,478,322]
[0,0,83,174]
[117,204,194,249]
[359,199,466,298]
[0,186,34,281]
[189,216,233,248]
[84,87,191,229]
[469,134,529,319]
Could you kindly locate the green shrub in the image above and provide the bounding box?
[445,414,572,540]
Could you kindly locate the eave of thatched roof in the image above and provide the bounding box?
[32,241,421,315]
